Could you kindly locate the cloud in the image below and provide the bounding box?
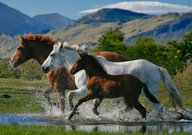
[80,1,192,15]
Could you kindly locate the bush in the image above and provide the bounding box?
[0,59,45,80]
[0,59,18,78]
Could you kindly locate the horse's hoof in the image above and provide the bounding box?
[93,109,99,116]
[76,111,80,115]
[68,116,72,120]
[70,106,74,111]
[96,115,102,119]
[68,112,75,120]
[142,118,147,122]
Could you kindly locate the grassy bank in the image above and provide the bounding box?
[0,125,191,135]
[0,78,48,113]
[0,124,191,135]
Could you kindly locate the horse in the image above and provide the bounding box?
[68,52,161,120]
[10,33,129,112]
[41,41,184,112]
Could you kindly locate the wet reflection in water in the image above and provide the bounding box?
[0,113,192,134]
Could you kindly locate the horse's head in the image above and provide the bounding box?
[10,36,32,68]
[70,52,87,75]
[41,41,89,73]
[41,41,65,73]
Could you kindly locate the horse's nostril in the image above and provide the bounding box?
[42,66,49,73]
[41,66,44,71]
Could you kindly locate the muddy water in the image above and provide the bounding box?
[0,102,192,134]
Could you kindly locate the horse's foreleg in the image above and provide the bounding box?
[57,91,65,113]
[44,86,56,106]
[93,98,103,116]
[67,86,87,110]
[68,91,95,120]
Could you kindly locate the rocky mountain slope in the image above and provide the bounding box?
[33,13,74,29]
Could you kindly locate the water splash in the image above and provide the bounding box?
[40,99,192,122]
[41,102,63,116]
[35,91,192,123]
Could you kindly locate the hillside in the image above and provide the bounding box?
[48,8,151,43]
[48,11,192,45]
[125,12,192,44]
[33,13,74,29]
[73,8,149,25]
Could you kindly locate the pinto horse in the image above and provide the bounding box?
[10,34,129,112]
[69,52,161,119]
[41,42,184,112]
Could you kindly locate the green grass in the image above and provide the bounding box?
[0,88,44,113]
[0,78,48,113]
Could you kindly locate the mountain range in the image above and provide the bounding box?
[33,13,74,29]
[48,9,192,45]
[0,2,73,35]
[0,2,192,58]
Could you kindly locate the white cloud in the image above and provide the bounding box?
[80,1,192,15]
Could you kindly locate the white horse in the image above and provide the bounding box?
[41,42,184,112]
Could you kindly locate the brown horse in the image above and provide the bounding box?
[69,52,160,120]
[10,33,129,112]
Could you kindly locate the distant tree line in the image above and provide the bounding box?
[0,28,192,79]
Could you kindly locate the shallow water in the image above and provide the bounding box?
[0,113,192,134]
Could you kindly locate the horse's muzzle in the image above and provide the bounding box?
[70,69,75,75]
[10,61,18,69]
[41,66,49,73]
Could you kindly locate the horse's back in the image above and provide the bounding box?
[93,51,129,62]
[118,59,161,82]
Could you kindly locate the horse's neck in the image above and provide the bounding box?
[31,43,53,65]
[61,49,79,71]
[85,61,107,78]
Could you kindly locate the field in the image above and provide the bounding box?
[0,76,192,134]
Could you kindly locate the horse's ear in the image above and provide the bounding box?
[78,51,87,58]
[20,36,24,41]
[79,53,85,58]
[20,36,26,45]
[57,41,63,50]
[59,44,63,50]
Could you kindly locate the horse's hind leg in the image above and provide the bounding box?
[133,101,147,119]
[124,97,146,118]
[93,98,103,116]
[44,86,56,106]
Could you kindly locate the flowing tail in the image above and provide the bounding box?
[142,83,160,104]
[159,67,184,109]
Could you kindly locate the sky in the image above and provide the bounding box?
[0,0,192,19]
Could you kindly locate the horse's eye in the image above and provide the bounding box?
[50,54,54,57]
[17,47,23,51]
